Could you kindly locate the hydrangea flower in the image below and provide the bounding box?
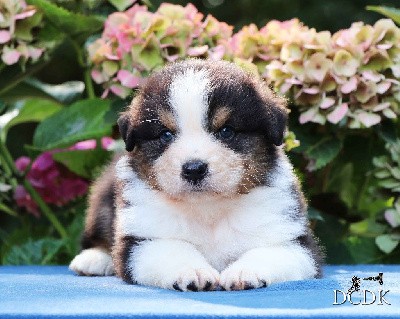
[13,137,113,216]
[0,0,48,67]
[87,3,233,98]
[232,19,400,128]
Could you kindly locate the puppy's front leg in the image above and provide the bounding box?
[116,238,219,291]
[220,245,317,290]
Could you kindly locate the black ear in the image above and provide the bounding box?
[264,102,288,146]
[117,112,136,152]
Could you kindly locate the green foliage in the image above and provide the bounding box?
[33,98,112,150]
[27,0,104,43]
[305,138,343,171]
[52,149,112,179]
[367,6,400,25]
[0,99,62,140]
[2,238,64,265]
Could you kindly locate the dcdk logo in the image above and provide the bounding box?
[333,272,391,305]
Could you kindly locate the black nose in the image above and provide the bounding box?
[181,160,208,184]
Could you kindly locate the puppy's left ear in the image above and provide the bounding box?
[262,96,288,146]
[117,111,136,152]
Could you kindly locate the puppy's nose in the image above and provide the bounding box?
[181,160,208,184]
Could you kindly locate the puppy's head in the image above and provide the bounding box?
[118,60,287,198]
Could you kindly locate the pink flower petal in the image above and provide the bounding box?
[32,152,54,171]
[14,9,36,20]
[302,87,320,94]
[373,102,391,112]
[0,30,11,44]
[101,137,114,149]
[1,49,21,65]
[72,140,96,150]
[320,97,335,109]
[209,45,225,60]
[362,71,382,82]
[376,81,391,94]
[27,46,43,60]
[341,77,358,94]
[299,107,318,124]
[327,103,348,124]
[91,69,107,84]
[187,45,209,56]
[15,156,31,172]
[117,70,140,88]
[385,210,399,228]
[356,111,381,127]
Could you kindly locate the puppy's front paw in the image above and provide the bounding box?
[138,265,219,292]
[69,248,114,276]
[220,264,268,291]
[171,267,219,292]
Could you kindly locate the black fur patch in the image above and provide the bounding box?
[120,236,146,284]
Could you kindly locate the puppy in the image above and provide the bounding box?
[69,59,323,291]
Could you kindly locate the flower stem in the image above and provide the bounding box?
[0,139,67,240]
[23,179,68,240]
[70,38,95,99]
[84,68,95,99]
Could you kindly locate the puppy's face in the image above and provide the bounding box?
[118,60,287,199]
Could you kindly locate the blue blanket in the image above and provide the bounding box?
[0,265,399,318]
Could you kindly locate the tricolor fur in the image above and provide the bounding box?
[69,60,323,291]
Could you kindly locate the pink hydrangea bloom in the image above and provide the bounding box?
[88,3,233,98]
[13,137,114,216]
[0,0,49,67]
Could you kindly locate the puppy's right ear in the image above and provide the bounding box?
[117,112,136,152]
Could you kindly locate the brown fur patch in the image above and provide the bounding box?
[211,107,231,130]
[237,157,266,194]
[158,109,177,132]
[128,151,161,191]
[82,164,116,251]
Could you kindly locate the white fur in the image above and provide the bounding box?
[169,68,209,134]
[129,239,219,291]
[219,246,317,290]
[69,248,114,276]
[115,153,313,277]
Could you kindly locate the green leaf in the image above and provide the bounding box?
[306,137,342,171]
[108,0,137,11]
[2,238,64,265]
[378,179,400,189]
[33,98,112,150]
[375,234,400,254]
[27,0,103,41]
[345,236,382,263]
[53,149,112,179]
[0,99,62,140]
[367,6,400,25]
[349,218,386,236]
[24,78,85,104]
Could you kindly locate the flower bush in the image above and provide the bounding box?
[89,9,400,128]
[0,0,49,66]
[235,19,400,128]
[0,1,399,265]
[13,137,114,217]
[88,3,232,98]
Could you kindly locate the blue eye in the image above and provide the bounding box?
[218,126,235,140]
[160,130,174,144]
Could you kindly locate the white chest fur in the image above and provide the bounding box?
[115,155,306,272]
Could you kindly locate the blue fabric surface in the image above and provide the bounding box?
[0,265,399,318]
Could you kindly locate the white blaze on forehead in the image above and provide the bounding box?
[169,68,209,134]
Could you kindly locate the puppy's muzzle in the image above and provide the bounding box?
[181,160,208,185]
